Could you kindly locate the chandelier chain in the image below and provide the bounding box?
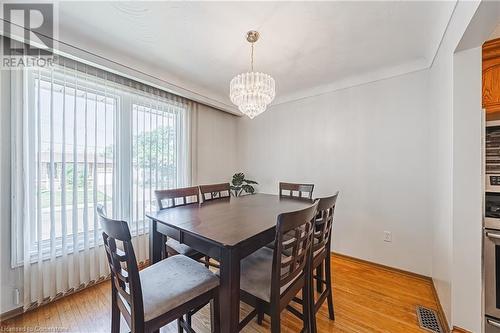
[251,42,254,72]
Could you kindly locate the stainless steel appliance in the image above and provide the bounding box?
[487,316,500,333]
[487,175,500,193]
[485,121,500,332]
[486,193,500,230]
[486,228,500,332]
[486,121,500,193]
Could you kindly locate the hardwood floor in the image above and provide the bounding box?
[1,254,448,332]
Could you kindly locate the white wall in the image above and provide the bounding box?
[428,30,454,328]
[427,1,481,329]
[195,104,238,184]
[452,46,483,333]
[238,70,433,276]
[0,66,24,315]
[490,24,500,39]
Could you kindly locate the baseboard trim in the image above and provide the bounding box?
[452,326,473,333]
[332,252,451,333]
[331,251,431,281]
[0,306,23,323]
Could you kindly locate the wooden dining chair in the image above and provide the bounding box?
[288,192,339,333]
[279,182,315,200]
[155,186,200,210]
[199,183,231,202]
[266,182,315,252]
[154,186,207,264]
[197,183,231,269]
[97,204,220,333]
[238,200,319,333]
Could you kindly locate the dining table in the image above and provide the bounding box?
[146,193,314,333]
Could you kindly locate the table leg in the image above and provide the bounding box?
[219,247,240,333]
[149,219,163,264]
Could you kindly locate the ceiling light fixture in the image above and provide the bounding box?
[230,30,275,119]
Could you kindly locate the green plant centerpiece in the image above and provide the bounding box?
[230,173,258,197]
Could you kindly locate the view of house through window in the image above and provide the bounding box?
[132,104,179,231]
[34,73,116,243]
[20,65,186,260]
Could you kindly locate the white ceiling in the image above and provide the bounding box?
[57,1,456,111]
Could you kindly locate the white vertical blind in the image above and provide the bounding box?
[11,56,193,310]
[60,62,68,294]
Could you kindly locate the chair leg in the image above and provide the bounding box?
[301,285,309,333]
[256,301,264,325]
[165,243,169,259]
[270,308,281,333]
[211,294,221,333]
[304,275,316,333]
[177,317,183,333]
[162,235,168,259]
[325,256,335,320]
[316,263,324,293]
[111,297,120,333]
[205,255,210,268]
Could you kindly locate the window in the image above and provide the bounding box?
[12,62,190,266]
[131,103,180,231]
[32,71,116,245]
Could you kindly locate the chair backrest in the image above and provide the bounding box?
[279,182,315,200]
[97,204,144,329]
[154,186,200,210]
[199,183,231,202]
[271,200,319,302]
[312,192,339,257]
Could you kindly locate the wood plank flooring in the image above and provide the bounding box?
[1,254,447,332]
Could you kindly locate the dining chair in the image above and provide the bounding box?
[266,182,315,252]
[279,182,315,200]
[238,200,319,333]
[199,183,231,202]
[287,192,339,333]
[197,183,231,269]
[154,186,208,265]
[97,204,220,333]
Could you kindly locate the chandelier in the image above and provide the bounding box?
[230,31,275,119]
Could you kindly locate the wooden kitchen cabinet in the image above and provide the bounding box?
[483,38,500,114]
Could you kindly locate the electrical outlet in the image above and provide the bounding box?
[384,231,392,242]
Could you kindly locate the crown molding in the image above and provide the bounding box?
[269,58,429,107]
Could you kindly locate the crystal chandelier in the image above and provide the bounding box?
[230,31,275,119]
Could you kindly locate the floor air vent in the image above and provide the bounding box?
[416,306,444,333]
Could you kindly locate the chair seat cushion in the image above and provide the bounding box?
[166,238,200,257]
[239,247,296,302]
[140,255,219,321]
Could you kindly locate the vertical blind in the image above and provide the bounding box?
[11,56,194,309]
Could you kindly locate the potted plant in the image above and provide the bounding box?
[230,173,258,197]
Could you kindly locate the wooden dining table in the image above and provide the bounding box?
[146,193,313,333]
